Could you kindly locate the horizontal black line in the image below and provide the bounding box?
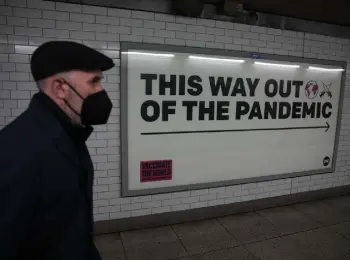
[141,125,329,135]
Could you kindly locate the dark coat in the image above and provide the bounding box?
[0,92,101,260]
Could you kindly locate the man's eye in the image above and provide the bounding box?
[89,76,102,86]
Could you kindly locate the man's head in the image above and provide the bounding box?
[30,41,115,126]
[38,70,107,125]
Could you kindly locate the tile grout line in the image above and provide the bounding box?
[173,218,244,259]
[119,232,129,260]
[256,205,350,259]
[102,198,350,259]
[290,201,350,227]
[280,229,324,260]
[254,205,325,234]
[190,223,321,259]
[199,211,350,258]
[214,217,237,240]
[332,230,350,242]
[214,217,260,259]
[249,209,319,257]
[324,221,350,242]
[170,225,193,259]
[216,214,289,257]
[216,212,287,244]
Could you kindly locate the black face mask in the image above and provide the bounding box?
[62,80,113,126]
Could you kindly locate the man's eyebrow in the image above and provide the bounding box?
[88,75,103,83]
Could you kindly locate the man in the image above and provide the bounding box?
[0,41,115,259]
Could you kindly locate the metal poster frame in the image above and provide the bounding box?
[120,41,347,197]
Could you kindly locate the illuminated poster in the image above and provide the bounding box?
[120,42,346,196]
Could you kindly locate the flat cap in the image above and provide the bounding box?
[30,41,115,82]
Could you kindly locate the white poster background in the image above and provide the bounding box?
[124,49,343,192]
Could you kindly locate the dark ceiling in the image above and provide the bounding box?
[244,0,350,27]
[58,0,350,27]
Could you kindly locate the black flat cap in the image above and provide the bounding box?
[30,41,115,82]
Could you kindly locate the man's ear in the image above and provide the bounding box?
[52,78,68,100]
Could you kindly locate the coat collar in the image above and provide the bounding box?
[31,91,93,141]
[28,92,93,168]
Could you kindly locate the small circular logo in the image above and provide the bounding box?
[323,156,330,166]
[305,81,319,99]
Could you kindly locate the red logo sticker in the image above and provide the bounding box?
[305,80,319,99]
[140,160,173,182]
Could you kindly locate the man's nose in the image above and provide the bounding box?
[94,84,104,93]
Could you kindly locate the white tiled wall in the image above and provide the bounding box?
[1,0,350,221]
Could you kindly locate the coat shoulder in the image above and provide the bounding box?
[0,109,50,156]
[0,108,55,188]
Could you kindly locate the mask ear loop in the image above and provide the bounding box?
[60,78,84,118]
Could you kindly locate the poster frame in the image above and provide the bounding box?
[120,41,347,197]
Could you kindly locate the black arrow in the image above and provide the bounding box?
[141,122,330,135]
[325,122,330,132]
